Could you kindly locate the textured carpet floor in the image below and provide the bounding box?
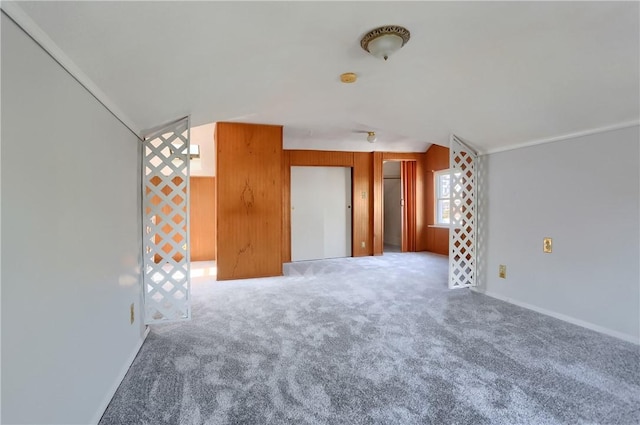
[100,252,640,425]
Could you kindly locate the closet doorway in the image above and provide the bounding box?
[290,166,352,261]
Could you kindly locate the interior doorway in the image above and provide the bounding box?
[383,161,402,252]
[290,166,352,261]
[382,160,417,254]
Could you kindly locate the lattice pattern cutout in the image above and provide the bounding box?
[142,118,191,323]
[449,136,477,289]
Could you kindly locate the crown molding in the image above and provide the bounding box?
[482,120,640,156]
[1,1,142,138]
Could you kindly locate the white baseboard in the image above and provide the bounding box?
[471,288,639,345]
[91,326,151,424]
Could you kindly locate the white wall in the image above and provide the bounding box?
[190,122,216,177]
[1,15,147,424]
[477,125,639,343]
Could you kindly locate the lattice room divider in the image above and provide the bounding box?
[142,117,191,324]
[449,135,478,289]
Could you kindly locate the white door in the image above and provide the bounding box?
[291,166,352,261]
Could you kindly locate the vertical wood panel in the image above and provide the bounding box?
[281,151,291,263]
[216,122,283,280]
[372,152,384,255]
[401,162,417,252]
[353,152,373,256]
[415,155,427,251]
[425,145,450,255]
[189,177,216,261]
[288,150,354,167]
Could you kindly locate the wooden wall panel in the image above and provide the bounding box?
[353,152,373,256]
[415,155,427,252]
[372,152,384,255]
[382,152,423,161]
[289,150,354,167]
[216,122,283,280]
[190,177,216,261]
[281,151,291,263]
[425,144,450,255]
[401,162,417,252]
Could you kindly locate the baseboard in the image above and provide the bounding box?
[471,288,639,345]
[90,326,151,424]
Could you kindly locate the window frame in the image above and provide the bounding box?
[434,169,451,226]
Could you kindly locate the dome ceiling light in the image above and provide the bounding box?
[361,25,410,61]
[367,132,377,143]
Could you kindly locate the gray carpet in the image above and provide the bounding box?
[100,252,640,425]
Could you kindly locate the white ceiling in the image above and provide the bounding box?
[11,1,640,153]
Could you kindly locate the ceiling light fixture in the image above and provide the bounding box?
[361,25,410,61]
[367,132,377,143]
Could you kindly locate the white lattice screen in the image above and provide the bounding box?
[449,135,477,289]
[142,117,191,323]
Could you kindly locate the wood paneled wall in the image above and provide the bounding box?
[281,151,291,263]
[189,177,216,261]
[353,152,373,257]
[288,150,354,167]
[401,161,417,252]
[215,138,437,276]
[372,152,384,255]
[215,122,283,280]
[425,145,450,255]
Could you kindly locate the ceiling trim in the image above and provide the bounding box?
[1,1,142,138]
[481,120,640,156]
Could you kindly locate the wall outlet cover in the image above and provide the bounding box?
[543,237,553,253]
[499,265,507,279]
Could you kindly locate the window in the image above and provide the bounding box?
[434,169,451,225]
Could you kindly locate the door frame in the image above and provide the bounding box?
[374,153,424,255]
[289,165,352,261]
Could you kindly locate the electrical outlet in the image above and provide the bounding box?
[499,265,507,279]
[361,241,365,248]
[130,303,135,324]
[543,237,552,253]
[361,191,367,199]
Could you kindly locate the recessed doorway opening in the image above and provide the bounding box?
[382,160,417,254]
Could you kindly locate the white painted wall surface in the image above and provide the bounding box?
[383,179,402,247]
[291,166,352,261]
[1,15,147,424]
[189,122,215,177]
[477,126,640,343]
